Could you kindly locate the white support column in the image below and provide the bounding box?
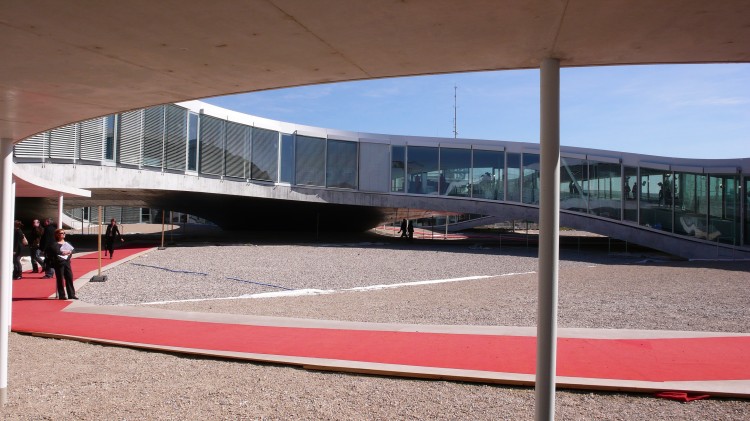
[8,181,15,331]
[0,138,14,405]
[535,58,561,421]
[57,194,64,229]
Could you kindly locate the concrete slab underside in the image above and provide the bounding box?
[9,247,750,399]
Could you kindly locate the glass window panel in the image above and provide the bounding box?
[391,145,405,192]
[623,166,638,222]
[440,147,470,197]
[224,122,249,178]
[187,112,198,172]
[407,146,439,195]
[674,172,709,239]
[105,115,116,161]
[164,105,187,172]
[251,127,278,181]
[588,161,621,219]
[561,157,587,212]
[199,115,225,176]
[522,153,540,205]
[143,106,165,168]
[709,174,740,245]
[279,133,295,184]
[295,135,325,186]
[639,167,673,232]
[326,139,357,189]
[471,149,504,200]
[506,153,521,202]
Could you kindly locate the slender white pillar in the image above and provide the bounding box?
[57,194,64,229]
[535,58,561,421]
[7,181,15,330]
[0,138,14,405]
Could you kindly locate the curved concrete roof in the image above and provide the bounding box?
[2,1,750,142]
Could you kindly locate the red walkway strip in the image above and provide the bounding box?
[9,243,750,389]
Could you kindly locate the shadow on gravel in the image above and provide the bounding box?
[63,227,749,273]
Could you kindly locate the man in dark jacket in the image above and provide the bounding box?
[28,219,45,273]
[12,220,25,279]
[104,218,124,259]
[39,218,57,278]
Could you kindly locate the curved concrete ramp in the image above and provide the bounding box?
[9,245,750,398]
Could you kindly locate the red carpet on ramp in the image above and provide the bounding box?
[12,243,153,300]
[8,243,750,392]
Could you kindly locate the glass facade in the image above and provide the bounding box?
[588,161,621,219]
[391,145,406,193]
[639,167,673,232]
[709,174,740,245]
[12,101,749,254]
[295,135,326,186]
[623,166,638,222]
[506,153,521,202]
[251,127,278,181]
[407,146,439,195]
[187,112,198,172]
[279,133,295,184]
[674,172,708,238]
[440,148,471,197]
[471,149,504,200]
[522,153,540,205]
[326,139,357,189]
[561,157,587,212]
[105,115,116,161]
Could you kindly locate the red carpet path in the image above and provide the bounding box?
[9,246,750,397]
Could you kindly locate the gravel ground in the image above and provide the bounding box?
[3,240,750,420]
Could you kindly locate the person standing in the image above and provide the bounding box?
[47,229,77,300]
[12,220,25,280]
[104,218,124,259]
[407,220,414,240]
[398,218,408,238]
[40,218,57,279]
[28,218,45,273]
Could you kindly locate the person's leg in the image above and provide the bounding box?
[12,252,21,278]
[34,248,44,270]
[44,251,55,278]
[106,239,114,258]
[54,268,66,299]
[29,247,38,272]
[64,264,76,299]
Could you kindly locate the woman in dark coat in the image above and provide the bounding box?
[46,229,77,300]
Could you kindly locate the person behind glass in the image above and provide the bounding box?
[398,218,408,238]
[407,220,414,240]
[28,218,45,273]
[104,218,124,259]
[47,229,77,300]
[40,217,57,279]
[12,220,25,280]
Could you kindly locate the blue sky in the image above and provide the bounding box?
[204,64,749,159]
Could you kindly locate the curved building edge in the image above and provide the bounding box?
[11,100,750,259]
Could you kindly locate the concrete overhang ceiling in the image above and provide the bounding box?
[2,0,749,141]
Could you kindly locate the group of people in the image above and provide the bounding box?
[398,219,415,239]
[623,181,638,200]
[12,217,77,300]
[11,217,124,301]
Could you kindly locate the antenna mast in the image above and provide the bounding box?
[453,85,458,139]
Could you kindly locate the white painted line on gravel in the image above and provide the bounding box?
[139,271,537,306]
